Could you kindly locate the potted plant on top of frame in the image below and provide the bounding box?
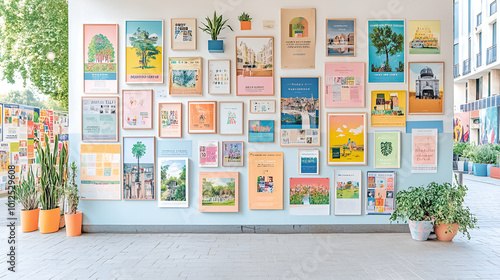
[199,11,233,53]
[238,12,252,30]
[65,162,82,237]
[15,168,39,232]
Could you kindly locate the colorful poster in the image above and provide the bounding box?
[170,18,197,50]
[280,77,320,146]
[157,140,192,157]
[125,20,163,83]
[123,137,156,200]
[334,169,362,215]
[326,19,355,57]
[289,177,330,215]
[236,36,274,96]
[408,62,444,114]
[480,107,499,144]
[0,142,9,191]
[82,97,118,142]
[39,109,48,147]
[248,120,274,143]
[80,144,121,200]
[222,141,244,167]
[250,100,276,114]
[198,141,218,168]
[408,20,440,54]
[158,157,188,207]
[3,104,20,142]
[327,113,367,165]
[83,24,118,94]
[169,57,202,95]
[208,59,230,94]
[122,90,153,129]
[374,131,401,168]
[366,171,395,215]
[9,142,20,179]
[370,90,406,127]
[324,62,365,108]
[188,101,216,134]
[454,112,470,143]
[368,20,405,83]
[219,102,244,135]
[280,8,316,69]
[411,129,438,173]
[298,149,319,175]
[248,152,283,210]
[199,171,239,212]
[159,103,182,138]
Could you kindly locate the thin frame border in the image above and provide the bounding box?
[170,18,197,50]
[248,120,275,143]
[187,101,217,134]
[325,19,356,57]
[249,99,276,114]
[219,101,244,135]
[158,102,183,138]
[122,136,157,201]
[374,131,401,169]
[81,96,119,142]
[297,149,320,175]
[407,61,445,115]
[122,89,154,130]
[168,56,203,96]
[208,59,231,95]
[222,141,245,167]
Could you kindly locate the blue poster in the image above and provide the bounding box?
[249,120,274,143]
[300,157,317,174]
[480,107,499,144]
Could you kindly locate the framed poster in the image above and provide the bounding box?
[208,59,231,94]
[199,171,239,212]
[122,89,153,129]
[83,24,118,94]
[248,120,274,143]
[280,8,316,69]
[122,137,156,200]
[219,102,244,135]
[248,152,283,210]
[188,101,217,134]
[289,177,330,215]
[411,129,438,173]
[80,144,121,200]
[324,62,365,108]
[235,36,274,96]
[408,62,444,115]
[480,107,499,144]
[250,100,276,114]
[327,113,367,165]
[280,76,320,146]
[408,20,440,54]
[326,19,355,57]
[374,131,401,168]
[368,20,405,83]
[125,20,163,83]
[158,157,188,207]
[366,171,395,215]
[170,18,197,50]
[222,141,244,167]
[298,149,319,175]
[198,141,218,168]
[81,97,118,142]
[334,169,362,215]
[169,57,203,95]
[158,103,182,138]
[370,90,406,127]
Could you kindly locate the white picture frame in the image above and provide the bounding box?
[219,101,244,135]
[157,157,189,208]
[334,169,362,215]
[298,149,319,175]
[208,59,231,94]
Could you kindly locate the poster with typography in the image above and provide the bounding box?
[19,105,33,141]
[83,24,118,94]
[80,144,121,200]
[334,169,362,215]
[158,157,189,207]
[289,177,329,215]
[248,152,283,210]
[374,131,401,168]
[480,107,499,144]
[327,113,367,165]
[411,129,438,173]
[48,110,54,144]
[123,137,156,200]
[169,57,202,95]
[125,20,163,83]
[170,18,197,50]
[280,77,320,146]
[3,104,20,142]
[81,97,119,142]
[366,171,395,215]
[408,62,444,114]
[199,171,239,212]
[298,149,319,175]
[122,89,153,129]
[326,19,356,57]
[368,20,405,83]
[454,112,470,143]
[281,8,316,69]
[198,141,218,168]
[370,90,406,127]
[408,20,440,54]
[208,59,231,95]
[159,103,182,138]
[324,62,365,108]
[0,142,9,191]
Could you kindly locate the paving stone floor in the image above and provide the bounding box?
[0,174,499,280]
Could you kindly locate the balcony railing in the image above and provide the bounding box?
[491,1,497,16]
[487,45,497,64]
[477,13,482,26]
[477,52,483,67]
[454,64,460,78]
[463,58,471,75]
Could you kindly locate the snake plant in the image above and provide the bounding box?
[15,168,39,210]
[199,11,233,41]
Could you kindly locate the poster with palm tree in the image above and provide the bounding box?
[123,137,156,200]
[199,172,239,212]
[158,158,188,207]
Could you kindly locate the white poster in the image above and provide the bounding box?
[411,129,438,173]
[334,169,362,215]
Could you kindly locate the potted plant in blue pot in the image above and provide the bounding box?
[200,11,233,53]
[470,144,496,177]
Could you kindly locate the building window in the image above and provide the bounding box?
[454,1,459,43]
[493,22,497,45]
[476,77,483,100]
[491,0,497,16]
[488,72,492,97]
[466,82,469,104]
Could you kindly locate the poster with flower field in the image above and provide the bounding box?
[289,178,330,215]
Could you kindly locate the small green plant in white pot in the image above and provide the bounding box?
[200,11,233,53]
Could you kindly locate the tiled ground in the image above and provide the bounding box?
[0,174,499,280]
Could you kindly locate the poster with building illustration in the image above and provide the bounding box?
[80,144,121,200]
[170,18,196,50]
[125,20,163,83]
[235,36,274,96]
[158,158,188,207]
[327,113,367,165]
[289,177,330,215]
[123,137,156,200]
[222,141,244,167]
[324,62,365,108]
[326,19,355,57]
[280,77,320,146]
[281,8,316,69]
[408,62,444,114]
[188,101,216,134]
[81,97,118,142]
[368,20,405,83]
[83,24,118,94]
[169,57,202,95]
[370,90,406,127]
[366,171,395,215]
[248,152,283,210]
[334,170,362,215]
[122,90,153,129]
[374,131,401,168]
[408,20,440,54]
[198,141,218,168]
[159,103,182,138]
[199,172,239,212]
[480,107,499,144]
[454,112,470,143]
[411,129,438,173]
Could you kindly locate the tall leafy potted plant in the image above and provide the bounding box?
[199,11,233,53]
[65,162,82,237]
[453,142,469,172]
[469,144,496,176]
[238,12,252,30]
[15,168,39,232]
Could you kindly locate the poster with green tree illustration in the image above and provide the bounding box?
[374,131,401,168]
[123,137,156,200]
[158,158,188,207]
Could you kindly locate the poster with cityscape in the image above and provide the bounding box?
[248,120,274,143]
[324,62,365,108]
[170,18,197,50]
[289,177,330,215]
[366,171,395,215]
[326,19,355,57]
[370,90,406,127]
[374,131,401,168]
[122,137,156,200]
[169,57,203,95]
[248,152,283,210]
[199,172,239,212]
[408,20,440,54]
[280,8,316,69]
[408,62,444,114]
[80,144,121,200]
[158,103,182,138]
[222,141,244,167]
[122,89,153,129]
[81,97,118,142]
[327,113,367,165]
[219,102,244,135]
[280,77,320,146]
[334,169,362,215]
[158,157,188,207]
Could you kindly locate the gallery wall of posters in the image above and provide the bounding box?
[327,113,367,165]
[169,57,203,95]
[208,60,230,95]
[248,152,283,210]
[289,177,330,215]
[408,62,444,114]
[123,137,156,200]
[158,157,188,207]
[374,131,401,169]
[334,169,362,215]
[80,144,121,200]
[188,101,217,134]
[370,90,406,127]
[408,20,440,54]
[81,97,118,142]
[298,149,319,175]
[280,76,320,146]
[198,141,219,167]
[366,171,395,215]
[159,103,182,138]
[199,171,239,212]
[0,143,9,191]
[83,24,118,94]
[219,102,244,135]
[170,18,197,50]
[122,90,153,129]
[280,8,316,69]
[454,112,470,143]
[324,62,364,108]
[411,129,438,173]
[125,20,163,83]
[326,19,355,57]
[480,107,499,144]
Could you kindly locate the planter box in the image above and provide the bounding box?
[208,40,224,53]
[473,163,488,177]
[491,166,500,179]
[487,164,495,177]
[240,21,251,30]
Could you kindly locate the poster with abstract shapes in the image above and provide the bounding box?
[199,171,239,212]
[158,157,188,207]
[80,144,121,200]
[169,57,202,95]
[327,113,367,165]
[289,177,330,215]
[366,171,395,215]
[408,62,444,114]
[480,107,499,144]
[281,8,316,69]
[408,20,440,54]
[370,90,406,127]
[236,36,274,96]
[334,169,362,215]
[454,112,470,143]
[326,19,355,57]
[122,90,153,129]
[374,131,401,168]
[122,137,156,200]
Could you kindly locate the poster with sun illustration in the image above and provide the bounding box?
[327,113,367,165]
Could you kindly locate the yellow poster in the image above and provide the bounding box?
[370,90,406,127]
[248,152,283,210]
[327,113,367,165]
[80,144,121,200]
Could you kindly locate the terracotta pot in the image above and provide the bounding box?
[434,223,460,241]
[64,211,82,237]
[491,166,500,179]
[59,215,65,228]
[20,208,39,232]
[408,219,434,241]
[39,207,60,234]
[240,21,251,30]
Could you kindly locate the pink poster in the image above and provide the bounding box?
[411,129,438,173]
[122,90,153,129]
[198,141,218,167]
[324,62,365,108]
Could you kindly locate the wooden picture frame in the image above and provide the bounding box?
[122,136,156,201]
[169,57,203,96]
[170,18,197,50]
[81,96,119,142]
[188,101,217,134]
[208,59,231,95]
[249,100,276,114]
[408,61,445,115]
[222,141,244,167]
[326,112,367,166]
[199,171,239,212]
[219,101,244,135]
[158,102,182,138]
[325,19,356,57]
[248,120,275,143]
[122,89,153,130]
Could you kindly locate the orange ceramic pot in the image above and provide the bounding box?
[39,207,60,234]
[64,211,82,237]
[240,21,251,30]
[20,208,39,232]
[434,223,460,241]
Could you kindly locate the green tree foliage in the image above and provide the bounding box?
[87,34,115,63]
[0,90,66,111]
[369,25,404,72]
[131,141,146,182]
[0,0,69,106]
[129,28,160,69]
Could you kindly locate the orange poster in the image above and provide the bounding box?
[188,101,216,134]
[248,152,284,210]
